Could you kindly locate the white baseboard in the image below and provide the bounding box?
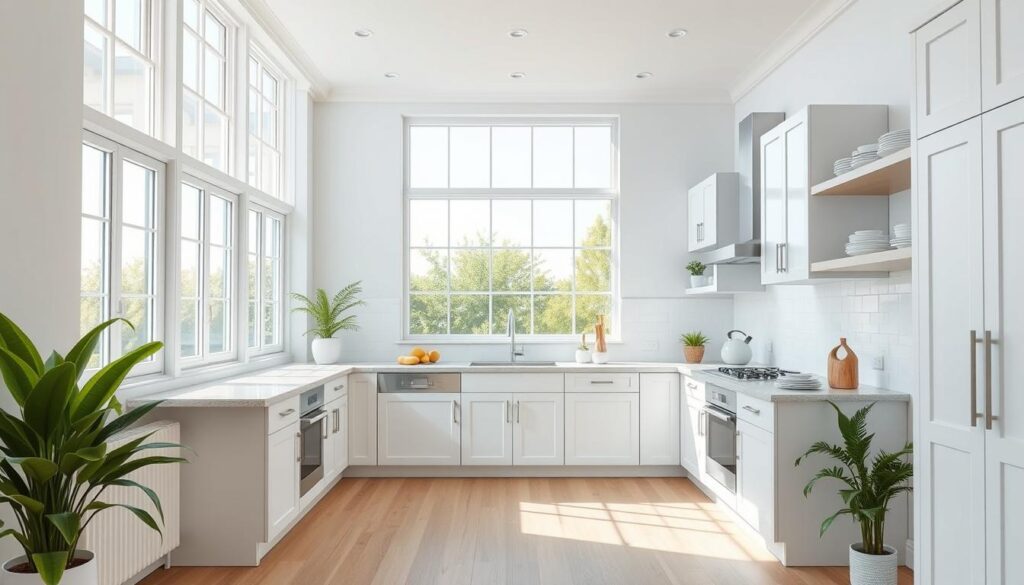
[905,539,914,570]
[343,465,687,478]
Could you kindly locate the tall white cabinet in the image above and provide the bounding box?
[914,2,1024,582]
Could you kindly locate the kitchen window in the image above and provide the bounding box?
[181,0,233,173]
[84,0,160,136]
[80,133,165,376]
[179,178,236,365]
[404,118,618,339]
[247,207,284,353]
[247,52,284,198]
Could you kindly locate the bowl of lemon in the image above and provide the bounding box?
[397,347,441,366]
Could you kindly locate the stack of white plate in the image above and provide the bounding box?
[851,144,880,169]
[891,223,912,248]
[833,157,853,177]
[877,129,911,157]
[776,373,822,390]
[846,229,893,256]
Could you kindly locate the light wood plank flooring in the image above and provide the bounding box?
[142,477,913,585]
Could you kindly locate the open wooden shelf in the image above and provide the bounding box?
[812,148,911,197]
[811,247,912,273]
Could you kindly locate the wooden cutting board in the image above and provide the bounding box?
[828,337,859,389]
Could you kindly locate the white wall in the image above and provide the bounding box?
[313,102,737,362]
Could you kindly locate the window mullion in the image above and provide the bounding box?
[109,147,125,360]
[201,188,211,361]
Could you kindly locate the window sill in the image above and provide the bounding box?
[119,352,292,402]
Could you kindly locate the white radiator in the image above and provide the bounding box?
[79,421,181,585]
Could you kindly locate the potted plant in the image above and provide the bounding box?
[680,331,710,364]
[291,281,365,364]
[575,333,591,364]
[686,261,710,288]
[795,402,913,585]
[0,313,185,585]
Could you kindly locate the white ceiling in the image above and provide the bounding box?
[258,0,827,102]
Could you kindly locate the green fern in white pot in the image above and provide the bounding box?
[291,282,365,364]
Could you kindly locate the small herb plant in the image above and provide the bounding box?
[795,402,913,556]
[290,282,365,339]
[686,261,706,276]
[578,333,590,351]
[680,331,710,347]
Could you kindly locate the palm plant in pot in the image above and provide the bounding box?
[795,402,913,585]
[291,281,365,365]
[680,331,710,364]
[0,313,185,585]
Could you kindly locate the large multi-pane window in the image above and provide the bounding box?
[179,179,236,364]
[80,134,164,375]
[84,0,159,136]
[247,209,284,352]
[181,0,232,172]
[405,120,617,338]
[248,53,283,197]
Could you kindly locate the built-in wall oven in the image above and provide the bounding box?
[298,385,326,497]
[702,385,738,493]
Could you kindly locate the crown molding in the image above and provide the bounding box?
[238,0,332,100]
[728,0,856,103]
[322,87,734,105]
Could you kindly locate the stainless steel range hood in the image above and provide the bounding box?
[697,112,784,265]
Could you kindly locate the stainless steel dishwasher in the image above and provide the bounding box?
[376,373,462,465]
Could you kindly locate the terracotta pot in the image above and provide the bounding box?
[683,345,706,364]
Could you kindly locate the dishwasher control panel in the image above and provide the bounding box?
[378,373,461,393]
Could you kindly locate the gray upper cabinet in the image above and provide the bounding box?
[687,172,739,252]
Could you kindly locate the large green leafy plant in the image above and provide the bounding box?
[0,313,185,584]
[291,281,365,338]
[795,402,913,555]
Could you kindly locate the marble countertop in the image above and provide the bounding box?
[687,369,910,403]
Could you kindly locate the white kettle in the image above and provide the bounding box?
[721,330,753,365]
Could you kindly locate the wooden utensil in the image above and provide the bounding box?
[828,337,859,389]
[595,315,607,353]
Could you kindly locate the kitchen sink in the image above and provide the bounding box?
[469,361,558,367]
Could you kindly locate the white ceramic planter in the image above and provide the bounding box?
[3,551,97,585]
[849,543,898,585]
[311,338,342,364]
[689,274,712,288]
[591,351,609,364]
[574,349,592,364]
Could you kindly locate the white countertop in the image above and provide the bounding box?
[127,361,908,408]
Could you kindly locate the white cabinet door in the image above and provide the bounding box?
[736,420,774,541]
[639,374,680,466]
[782,116,808,281]
[324,395,347,479]
[565,393,640,466]
[917,118,987,585]
[266,422,300,541]
[982,0,1024,111]
[378,393,461,466]
[687,184,704,252]
[761,127,786,284]
[347,374,377,466]
[915,0,982,137]
[514,393,564,466]
[982,100,1024,585]
[702,180,718,249]
[462,393,513,466]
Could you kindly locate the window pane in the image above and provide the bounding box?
[248,252,257,303]
[180,184,201,240]
[534,295,572,334]
[261,257,276,301]
[203,48,223,105]
[209,300,229,353]
[248,300,258,347]
[492,249,531,292]
[533,249,572,292]
[248,88,259,136]
[575,249,611,292]
[81,218,107,295]
[491,200,530,246]
[409,127,448,188]
[120,226,151,294]
[248,211,259,252]
[261,98,276,143]
[492,295,530,334]
[248,141,259,187]
[449,127,490,188]
[532,127,573,188]
[83,25,108,112]
[263,303,278,345]
[179,300,199,357]
[532,200,572,247]
[209,247,227,297]
[182,30,199,90]
[179,240,200,297]
[262,145,279,196]
[120,297,151,354]
[410,249,447,292]
[204,12,225,53]
[122,160,153,228]
[264,216,281,257]
[575,295,611,335]
[113,45,152,133]
[85,0,107,25]
[449,200,489,247]
[450,295,489,334]
[80,297,105,368]
[203,105,227,171]
[450,249,489,292]
[574,126,612,188]
[181,92,200,159]
[492,127,531,188]
[183,0,199,30]
[409,295,447,334]
[262,69,278,102]
[209,195,230,246]
[249,58,259,86]
[575,200,611,246]
[409,200,447,246]
[82,144,108,217]
[114,0,143,51]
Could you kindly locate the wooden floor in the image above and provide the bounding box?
[142,477,914,585]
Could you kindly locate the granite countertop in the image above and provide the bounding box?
[687,369,910,403]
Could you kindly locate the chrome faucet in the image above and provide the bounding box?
[507,308,525,362]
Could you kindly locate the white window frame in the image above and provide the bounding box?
[179,175,239,367]
[246,46,286,198]
[181,0,236,174]
[84,0,163,138]
[402,116,620,342]
[81,130,166,377]
[246,205,285,355]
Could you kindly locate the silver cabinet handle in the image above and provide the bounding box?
[279,408,296,417]
[971,330,982,427]
[782,243,788,272]
[736,430,742,462]
[775,244,781,273]
[686,382,698,390]
[295,432,301,463]
[505,400,510,424]
[742,405,761,415]
[451,400,457,424]
[515,401,520,424]
[985,331,997,430]
[332,408,340,434]
[590,380,615,385]
[334,383,345,392]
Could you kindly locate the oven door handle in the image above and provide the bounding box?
[703,406,735,423]
[301,412,328,425]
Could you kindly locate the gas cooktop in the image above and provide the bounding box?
[713,366,799,381]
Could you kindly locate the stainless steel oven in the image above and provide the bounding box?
[299,385,326,497]
[702,385,738,493]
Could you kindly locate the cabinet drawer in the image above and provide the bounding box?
[683,376,705,401]
[565,373,639,393]
[463,373,563,393]
[737,394,774,431]
[268,397,301,435]
[326,376,347,400]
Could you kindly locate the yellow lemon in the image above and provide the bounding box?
[419,355,431,364]
[429,350,441,363]
[398,355,420,365]
[410,347,426,358]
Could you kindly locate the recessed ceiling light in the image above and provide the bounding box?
[508,29,528,38]
[510,72,526,79]
[354,29,373,38]
[667,28,688,38]
[384,72,399,79]
[635,71,653,79]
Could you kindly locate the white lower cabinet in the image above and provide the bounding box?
[565,392,640,465]
[462,393,513,465]
[461,392,565,466]
[266,422,300,542]
[680,382,707,481]
[378,393,461,465]
[639,374,680,465]
[347,373,377,465]
[736,419,775,542]
[324,391,348,478]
